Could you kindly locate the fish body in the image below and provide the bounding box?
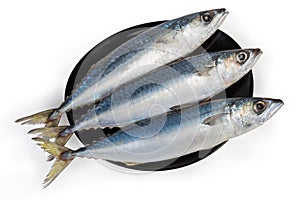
[73,99,234,163]
[16,8,228,126]
[69,97,283,163]
[70,48,261,131]
[29,48,262,142]
[30,49,262,145]
[60,8,228,112]
[34,97,283,187]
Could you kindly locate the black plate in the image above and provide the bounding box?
[65,21,253,171]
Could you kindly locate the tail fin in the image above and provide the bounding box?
[29,126,72,164]
[33,137,74,188]
[28,126,71,146]
[46,134,72,162]
[15,109,61,127]
[28,126,68,138]
[46,134,73,162]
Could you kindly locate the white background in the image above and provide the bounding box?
[0,0,298,199]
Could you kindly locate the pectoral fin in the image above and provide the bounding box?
[193,64,215,77]
[157,31,178,44]
[203,114,226,126]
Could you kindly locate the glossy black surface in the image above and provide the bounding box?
[65,21,253,171]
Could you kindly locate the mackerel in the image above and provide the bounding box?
[16,8,228,126]
[29,48,262,145]
[33,97,283,187]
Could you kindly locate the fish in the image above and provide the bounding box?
[28,48,262,146]
[15,8,228,127]
[33,97,283,187]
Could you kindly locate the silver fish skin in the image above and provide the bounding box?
[16,8,228,126]
[32,97,283,187]
[67,97,283,163]
[68,48,262,131]
[28,48,262,143]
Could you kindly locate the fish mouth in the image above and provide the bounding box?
[263,99,284,123]
[215,8,227,15]
[269,99,284,116]
[212,8,229,27]
[253,48,263,56]
[248,48,263,68]
[215,9,229,27]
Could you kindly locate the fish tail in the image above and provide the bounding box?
[46,133,73,162]
[15,108,62,127]
[28,126,69,138]
[32,137,74,188]
[28,126,72,147]
[47,110,63,127]
[47,155,55,162]
[51,134,73,163]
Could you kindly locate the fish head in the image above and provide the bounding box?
[229,98,284,135]
[215,49,262,87]
[175,8,228,44]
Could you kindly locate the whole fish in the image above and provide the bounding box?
[16,8,228,126]
[33,97,283,187]
[29,48,262,145]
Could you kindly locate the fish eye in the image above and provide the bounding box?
[236,51,249,64]
[201,12,213,23]
[253,101,267,115]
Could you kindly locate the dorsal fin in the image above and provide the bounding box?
[170,105,181,111]
[170,102,199,112]
[135,118,151,126]
[183,102,199,109]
